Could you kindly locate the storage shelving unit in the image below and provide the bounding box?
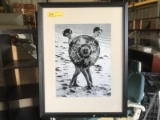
[0,34,12,120]
[128,0,160,30]
[128,0,158,8]
[128,0,160,72]
[0,29,43,120]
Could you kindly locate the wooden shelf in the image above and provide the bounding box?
[129,16,160,30]
[8,84,39,100]
[0,87,7,101]
[129,29,160,32]
[0,110,8,120]
[3,59,38,70]
[128,0,158,8]
[129,16,160,21]
[0,29,37,34]
[9,107,45,120]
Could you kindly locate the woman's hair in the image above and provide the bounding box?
[93,27,102,33]
[63,28,72,37]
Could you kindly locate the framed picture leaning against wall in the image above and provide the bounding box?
[38,2,128,118]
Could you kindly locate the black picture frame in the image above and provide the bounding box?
[38,2,128,118]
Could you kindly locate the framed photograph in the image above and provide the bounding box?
[38,2,128,118]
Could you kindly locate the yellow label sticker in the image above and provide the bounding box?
[48,12,63,17]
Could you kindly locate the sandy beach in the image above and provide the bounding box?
[55,24,111,97]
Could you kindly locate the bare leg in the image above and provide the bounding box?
[72,78,79,86]
[69,67,81,87]
[86,68,93,86]
[72,66,80,86]
[82,70,92,89]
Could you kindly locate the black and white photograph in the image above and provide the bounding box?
[55,24,111,97]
